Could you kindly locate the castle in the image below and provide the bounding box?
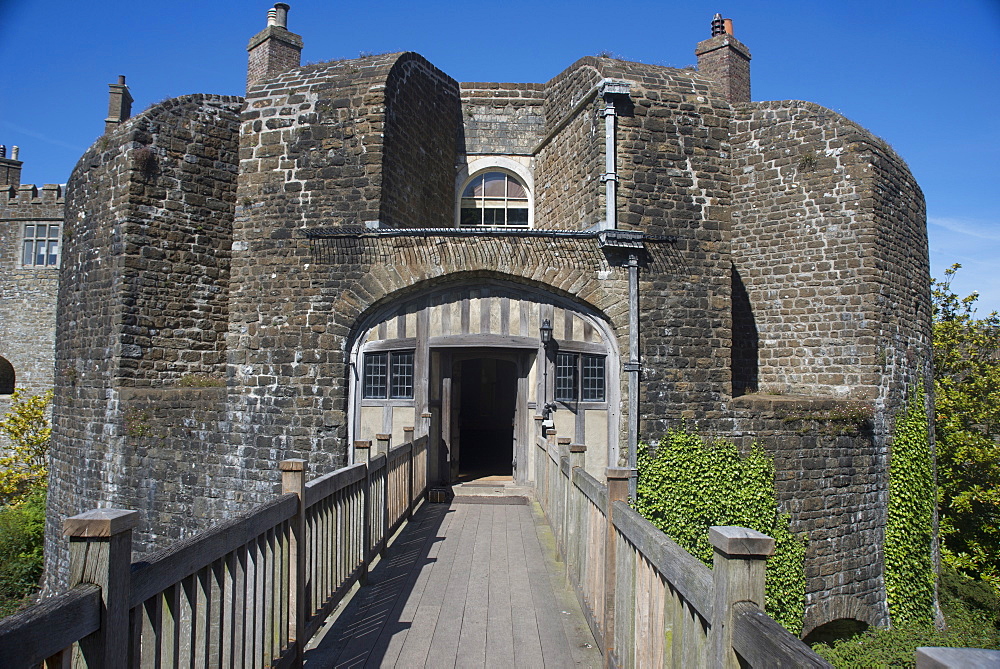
[31,5,929,641]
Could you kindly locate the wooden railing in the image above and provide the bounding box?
[0,435,429,669]
[533,434,830,668]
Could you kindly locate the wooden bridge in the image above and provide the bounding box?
[0,433,832,668]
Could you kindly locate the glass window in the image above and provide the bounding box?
[363,350,415,399]
[555,352,578,401]
[555,352,606,402]
[22,223,60,268]
[582,355,606,401]
[460,171,530,228]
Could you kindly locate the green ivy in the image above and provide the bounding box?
[884,384,936,625]
[635,428,806,634]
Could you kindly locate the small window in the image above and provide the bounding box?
[555,353,577,401]
[555,353,605,402]
[22,223,60,268]
[460,171,529,228]
[363,351,415,399]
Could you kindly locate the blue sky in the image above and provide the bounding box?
[2,0,998,313]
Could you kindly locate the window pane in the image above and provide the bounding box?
[363,352,388,399]
[507,208,528,226]
[483,172,505,197]
[582,355,605,401]
[555,352,578,401]
[390,351,415,399]
[48,240,59,266]
[507,179,527,199]
[23,241,33,265]
[49,225,60,239]
[24,225,34,239]
[461,207,480,226]
[35,243,45,266]
[462,175,483,198]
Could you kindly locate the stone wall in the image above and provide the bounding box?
[0,183,62,435]
[45,94,242,588]
[460,83,545,156]
[730,395,887,634]
[729,100,929,403]
[380,56,462,228]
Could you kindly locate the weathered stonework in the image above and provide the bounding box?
[41,8,931,637]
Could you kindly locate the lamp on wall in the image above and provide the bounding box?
[539,318,553,346]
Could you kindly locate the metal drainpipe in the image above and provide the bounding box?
[626,253,640,499]
[601,93,618,230]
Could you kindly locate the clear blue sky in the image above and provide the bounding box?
[2,1,998,313]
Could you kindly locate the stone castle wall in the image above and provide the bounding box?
[460,83,545,156]
[45,94,242,587]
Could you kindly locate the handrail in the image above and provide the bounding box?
[8,432,430,667]
[532,433,830,668]
[0,584,101,668]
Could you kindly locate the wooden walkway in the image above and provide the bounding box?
[303,493,602,668]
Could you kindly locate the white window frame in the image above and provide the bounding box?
[21,222,61,268]
[455,157,534,229]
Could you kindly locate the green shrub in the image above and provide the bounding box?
[635,428,806,634]
[884,385,936,625]
[0,486,46,617]
[813,566,999,667]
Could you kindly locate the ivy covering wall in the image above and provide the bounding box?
[635,428,807,634]
[884,385,936,625]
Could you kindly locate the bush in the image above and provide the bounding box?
[0,389,52,506]
[635,428,806,633]
[813,566,999,668]
[0,486,46,617]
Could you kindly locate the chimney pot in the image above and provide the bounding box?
[11,146,18,161]
[267,8,277,26]
[723,18,734,36]
[0,146,5,158]
[274,3,290,28]
[118,75,126,85]
[711,13,725,37]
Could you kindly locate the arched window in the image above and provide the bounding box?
[0,357,14,395]
[459,171,530,228]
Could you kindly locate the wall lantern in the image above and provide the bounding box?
[539,319,553,345]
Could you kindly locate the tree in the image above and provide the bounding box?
[0,389,52,507]
[932,264,1000,591]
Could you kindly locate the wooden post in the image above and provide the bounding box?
[375,433,391,455]
[569,444,587,471]
[708,526,774,669]
[64,508,139,668]
[354,440,372,463]
[404,427,415,518]
[280,459,307,669]
[604,467,631,664]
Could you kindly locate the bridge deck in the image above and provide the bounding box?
[304,493,601,668]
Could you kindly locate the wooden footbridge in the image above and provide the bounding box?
[0,434,831,668]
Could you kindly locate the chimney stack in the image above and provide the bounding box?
[0,144,23,188]
[247,3,303,92]
[695,13,752,104]
[105,75,133,134]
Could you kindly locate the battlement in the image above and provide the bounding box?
[0,183,65,206]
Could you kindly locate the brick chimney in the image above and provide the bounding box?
[695,13,752,104]
[247,3,303,91]
[105,75,133,134]
[0,145,22,187]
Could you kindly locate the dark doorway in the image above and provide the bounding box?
[457,358,516,480]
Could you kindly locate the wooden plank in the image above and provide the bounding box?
[520,504,575,669]
[455,503,493,666]
[485,504,515,668]
[394,503,470,666]
[370,503,456,666]
[425,503,481,666]
[573,467,608,513]
[610,500,715,620]
[303,462,367,508]
[732,603,832,668]
[131,495,297,606]
[505,504,544,668]
[0,584,100,667]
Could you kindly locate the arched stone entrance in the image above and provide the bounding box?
[348,279,620,485]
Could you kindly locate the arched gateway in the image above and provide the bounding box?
[348,280,620,484]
